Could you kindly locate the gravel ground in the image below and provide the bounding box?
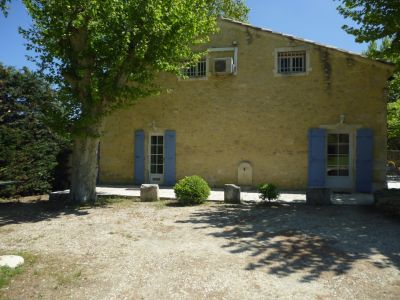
[0,198,400,300]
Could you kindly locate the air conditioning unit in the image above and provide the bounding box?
[213,57,235,75]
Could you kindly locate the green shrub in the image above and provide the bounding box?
[258,183,280,202]
[0,64,70,198]
[174,175,211,205]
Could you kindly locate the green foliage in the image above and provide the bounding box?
[212,0,249,21]
[388,100,400,149]
[0,0,10,16]
[18,0,249,201]
[0,64,68,197]
[20,0,249,138]
[337,0,400,53]
[0,266,20,289]
[338,1,400,149]
[0,252,36,289]
[364,38,400,102]
[364,38,400,149]
[258,183,280,202]
[174,175,211,205]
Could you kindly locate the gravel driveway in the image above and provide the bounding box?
[0,199,399,299]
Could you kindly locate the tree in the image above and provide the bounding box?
[19,0,249,203]
[0,64,68,197]
[387,101,400,149]
[0,0,10,16]
[338,1,400,149]
[364,39,400,149]
[337,0,400,55]
[364,38,400,102]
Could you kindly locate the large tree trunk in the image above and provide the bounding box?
[69,134,100,203]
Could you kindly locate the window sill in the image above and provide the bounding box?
[178,76,209,81]
[273,70,311,77]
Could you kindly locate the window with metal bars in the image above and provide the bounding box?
[277,51,306,74]
[182,60,207,78]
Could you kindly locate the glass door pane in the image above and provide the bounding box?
[327,134,350,177]
[150,135,164,175]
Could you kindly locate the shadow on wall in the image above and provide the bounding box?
[176,203,400,282]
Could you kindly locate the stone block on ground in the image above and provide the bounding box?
[140,184,160,202]
[306,188,331,205]
[224,184,241,204]
[0,255,24,268]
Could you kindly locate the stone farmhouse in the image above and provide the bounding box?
[99,18,395,192]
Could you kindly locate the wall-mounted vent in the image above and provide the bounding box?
[213,57,234,75]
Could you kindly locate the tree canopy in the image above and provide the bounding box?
[364,39,400,149]
[364,38,400,102]
[0,64,67,197]
[0,0,10,16]
[17,0,249,202]
[20,0,248,137]
[337,0,400,54]
[338,0,400,149]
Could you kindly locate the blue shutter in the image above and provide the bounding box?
[164,130,176,186]
[356,128,373,193]
[134,130,145,185]
[308,128,326,187]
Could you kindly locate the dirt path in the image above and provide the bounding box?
[1,199,399,299]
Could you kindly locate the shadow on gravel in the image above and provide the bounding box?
[0,199,89,227]
[177,203,400,282]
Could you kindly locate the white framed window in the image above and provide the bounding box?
[181,60,207,79]
[273,46,311,76]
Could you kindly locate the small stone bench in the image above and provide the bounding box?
[140,184,160,202]
[224,184,241,204]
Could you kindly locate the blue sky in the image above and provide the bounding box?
[0,0,366,70]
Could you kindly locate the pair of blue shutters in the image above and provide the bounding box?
[308,128,373,193]
[134,130,176,186]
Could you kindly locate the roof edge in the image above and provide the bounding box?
[220,17,395,69]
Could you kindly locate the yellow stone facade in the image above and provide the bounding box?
[99,19,394,190]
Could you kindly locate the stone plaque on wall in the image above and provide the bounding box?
[238,161,252,186]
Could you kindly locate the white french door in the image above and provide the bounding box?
[149,134,164,184]
[326,133,354,190]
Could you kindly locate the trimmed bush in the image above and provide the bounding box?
[174,175,210,205]
[258,183,280,202]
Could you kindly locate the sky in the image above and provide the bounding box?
[0,0,367,70]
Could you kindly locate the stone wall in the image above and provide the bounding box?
[99,19,394,190]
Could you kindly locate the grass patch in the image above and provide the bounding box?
[0,266,23,289]
[152,200,168,209]
[54,269,82,288]
[66,196,138,210]
[0,251,37,290]
[150,199,214,209]
[163,199,215,207]
[95,196,137,208]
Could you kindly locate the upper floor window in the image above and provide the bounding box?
[277,51,306,74]
[182,60,207,79]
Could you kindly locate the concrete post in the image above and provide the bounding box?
[224,184,241,204]
[140,184,160,202]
